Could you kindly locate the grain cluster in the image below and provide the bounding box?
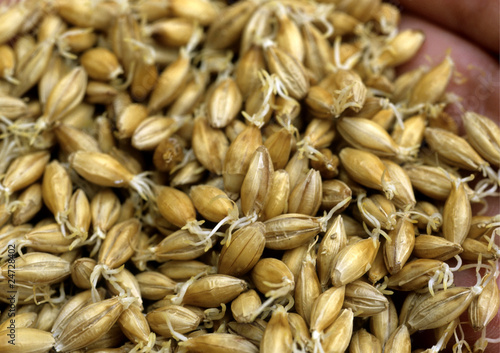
[0,0,499,352]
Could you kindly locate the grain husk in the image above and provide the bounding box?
[260,305,293,353]
[317,215,347,289]
[321,308,354,353]
[192,116,229,175]
[295,251,322,325]
[442,180,471,245]
[261,169,290,221]
[218,222,266,277]
[177,274,247,307]
[231,289,262,323]
[343,280,389,317]
[241,146,273,217]
[413,235,463,262]
[331,237,380,287]
[223,125,262,198]
[179,333,258,353]
[349,329,382,353]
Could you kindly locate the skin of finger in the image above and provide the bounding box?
[397,15,500,353]
[398,15,500,132]
[394,0,499,53]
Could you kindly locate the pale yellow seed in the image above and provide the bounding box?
[275,10,304,63]
[463,111,500,167]
[118,304,151,344]
[207,77,243,129]
[260,305,293,353]
[240,146,274,217]
[205,0,256,50]
[159,260,214,281]
[295,251,322,325]
[383,324,411,353]
[349,328,382,353]
[442,180,471,245]
[310,285,345,333]
[405,287,476,334]
[409,56,454,106]
[425,127,489,173]
[178,274,248,308]
[373,29,424,68]
[231,289,262,323]
[413,235,463,262]
[321,308,354,353]
[147,304,201,338]
[71,257,96,289]
[0,311,37,331]
[0,252,70,286]
[132,115,180,151]
[469,273,500,331]
[384,217,415,274]
[281,243,310,284]
[288,168,322,216]
[264,43,309,100]
[135,271,176,301]
[218,222,266,277]
[12,183,42,226]
[343,280,389,317]
[331,237,380,287]
[150,17,195,47]
[180,333,258,353]
[228,320,267,347]
[54,296,134,352]
[370,297,398,346]
[147,53,190,113]
[261,169,290,221]
[387,259,443,292]
[80,47,122,81]
[2,151,50,196]
[223,125,263,199]
[317,215,347,289]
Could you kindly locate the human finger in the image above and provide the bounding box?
[395,0,499,53]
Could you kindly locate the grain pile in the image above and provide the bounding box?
[0,0,499,352]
